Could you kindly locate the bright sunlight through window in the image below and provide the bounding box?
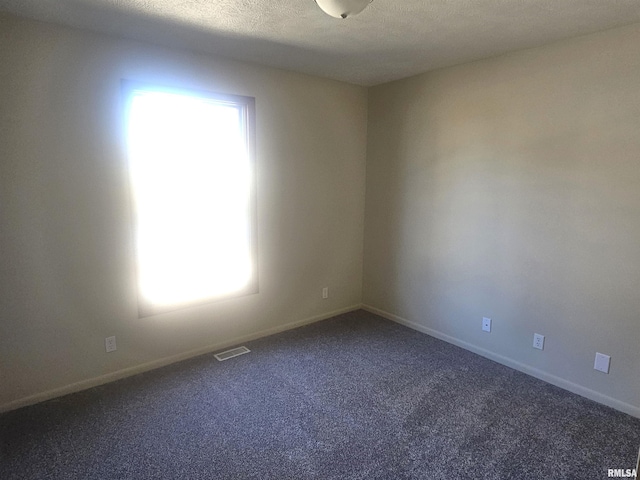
[124,83,257,316]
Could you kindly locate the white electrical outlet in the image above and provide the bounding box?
[482,317,491,332]
[594,352,610,374]
[322,287,328,299]
[533,333,545,350]
[105,336,117,353]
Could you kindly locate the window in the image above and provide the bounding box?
[123,82,257,317]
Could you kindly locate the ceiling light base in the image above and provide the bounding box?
[314,0,372,19]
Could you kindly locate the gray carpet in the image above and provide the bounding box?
[1,310,639,479]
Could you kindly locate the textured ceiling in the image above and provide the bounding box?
[2,0,640,85]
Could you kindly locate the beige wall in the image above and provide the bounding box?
[0,14,367,410]
[364,23,640,415]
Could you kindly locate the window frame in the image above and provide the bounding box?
[121,80,258,317]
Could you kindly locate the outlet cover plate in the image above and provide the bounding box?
[482,317,491,332]
[105,336,117,353]
[533,333,545,350]
[594,352,610,374]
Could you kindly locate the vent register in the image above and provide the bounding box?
[214,346,251,361]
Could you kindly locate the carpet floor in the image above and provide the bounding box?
[1,309,639,479]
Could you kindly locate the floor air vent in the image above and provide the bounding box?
[214,346,251,361]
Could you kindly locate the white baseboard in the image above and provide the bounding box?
[362,304,640,419]
[0,304,361,414]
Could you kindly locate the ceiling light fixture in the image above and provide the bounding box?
[314,0,372,19]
